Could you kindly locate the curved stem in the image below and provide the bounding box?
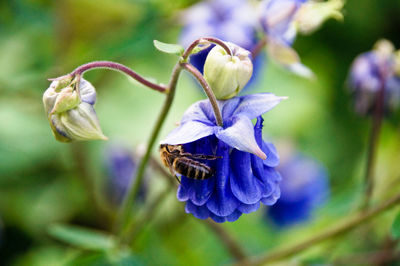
[180,62,224,127]
[236,191,400,266]
[115,62,182,239]
[70,61,167,93]
[182,37,233,60]
[362,77,386,210]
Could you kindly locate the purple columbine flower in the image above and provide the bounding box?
[105,145,145,205]
[349,40,400,115]
[161,93,286,223]
[179,0,262,81]
[267,153,329,227]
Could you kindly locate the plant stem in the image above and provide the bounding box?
[203,219,248,261]
[115,62,182,238]
[180,62,224,127]
[182,37,233,59]
[237,192,400,266]
[251,36,267,59]
[362,78,386,210]
[70,61,167,93]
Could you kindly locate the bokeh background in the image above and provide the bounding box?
[1,0,400,265]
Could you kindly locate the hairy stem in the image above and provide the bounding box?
[180,62,224,127]
[362,78,386,210]
[70,61,167,93]
[115,63,182,238]
[237,192,400,265]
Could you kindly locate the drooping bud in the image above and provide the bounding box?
[203,42,253,100]
[43,76,107,142]
[294,0,344,34]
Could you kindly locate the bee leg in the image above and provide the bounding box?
[166,163,181,184]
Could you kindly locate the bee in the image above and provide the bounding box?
[159,144,220,181]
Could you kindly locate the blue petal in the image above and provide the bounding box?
[160,121,215,145]
[262,184,281,206]
[206,141,239,216]
[231,93,287,120]
[209,213,227,223]
[259,166,282,198]
[226,210,243,222]
[230,149,264,204]
[251,116,265,178]
[185,201,210,220]
[180,100,215,125]
[216,115,266,159]
[183,176,215,206]
[237,202,260,214]
[262,142,280,167]
[177,178,190,201]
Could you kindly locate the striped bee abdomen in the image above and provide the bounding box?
[172,157,214,180]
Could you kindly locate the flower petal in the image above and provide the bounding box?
[262,184,281,206]
[262,142,280,167]
[226,210,243,222]
[185,201,210,220]
[237,202,260,214]
[230,149,264,204]
[215,115,266,159]
[231,94,287,120]
[160,120,215,145]
[180,100,215,124]
[206,141,239,216]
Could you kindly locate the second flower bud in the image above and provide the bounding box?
[204,42,253,100]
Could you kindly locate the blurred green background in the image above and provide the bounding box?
[1,0,400,265]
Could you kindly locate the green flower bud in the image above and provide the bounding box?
[43,76,107,142]
[204,42,253,100]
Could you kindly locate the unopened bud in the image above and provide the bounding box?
[204,42,253,100]
[43,76,107,142]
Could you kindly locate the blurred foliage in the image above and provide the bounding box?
[1,0,400,265]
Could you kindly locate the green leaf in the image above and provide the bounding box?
[153,40,184,56]
[391,211,400,239]
[48,224,116,251]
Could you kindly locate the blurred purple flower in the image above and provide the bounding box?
[105,145,145,205]
[349,40,400,115]
[259,0,314,78]
[267,154,329,227]
[260,0,307,45]
[161,93,286,223]
[179,0,263,84]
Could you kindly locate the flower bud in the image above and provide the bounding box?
[204,42,253,100]
[294,0,344,35]
[43,76,107,142]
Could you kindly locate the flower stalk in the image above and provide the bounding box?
[69,61,167,93]
[116,63,182,238]
[362,77,386,210]
[237,190,400,265]
[180,62,224,127]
